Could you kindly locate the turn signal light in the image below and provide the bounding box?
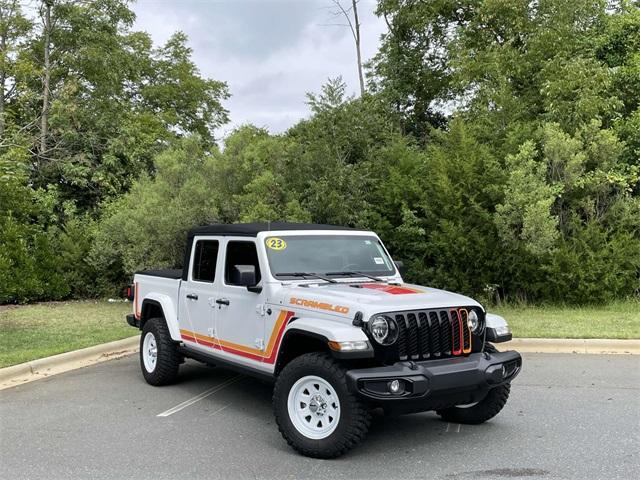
[327,340,370,352]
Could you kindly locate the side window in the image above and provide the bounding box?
[225,241,262,285]
[192,240,219,282]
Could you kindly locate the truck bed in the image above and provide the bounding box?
[136,269,182,279]
[133,271,182,325]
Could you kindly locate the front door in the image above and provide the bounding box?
[178,237,220,352]
[214,239,266,366]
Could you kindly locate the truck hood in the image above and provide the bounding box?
[279,281,482,320]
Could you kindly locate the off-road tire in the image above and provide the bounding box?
[140,317,181,386]
[436,343,510,424]
[436,383,511,424]
[273,352,371,458]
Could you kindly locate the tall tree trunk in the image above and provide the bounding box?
[0,7,6,138]
[352,0,365,97]
[40,0,51,156]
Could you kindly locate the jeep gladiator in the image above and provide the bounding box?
[126,222,521,458]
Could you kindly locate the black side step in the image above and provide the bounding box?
[177,345,275,382]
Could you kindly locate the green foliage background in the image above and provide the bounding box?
[1,0,638,304]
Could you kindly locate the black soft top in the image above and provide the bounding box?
[181,222,364,281]
[187,222,361,238]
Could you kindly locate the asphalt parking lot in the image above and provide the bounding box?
[1,352,638,480]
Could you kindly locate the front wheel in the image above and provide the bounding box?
[273,353,370,458]
[437,343,511,424]
[436,383,511,424]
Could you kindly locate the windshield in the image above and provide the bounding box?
[264,235,396,279]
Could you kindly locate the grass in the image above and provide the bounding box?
[0,299,638,369]
[493,299,640,340]
[0,300,134,368]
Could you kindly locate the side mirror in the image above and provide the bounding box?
[232,265,261,293]
[394,260,406,276]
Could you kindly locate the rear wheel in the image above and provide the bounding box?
[273,353,370,458]
[140,317,181,386]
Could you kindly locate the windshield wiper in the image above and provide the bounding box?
[275,272,337,283]
[325,271,385,282]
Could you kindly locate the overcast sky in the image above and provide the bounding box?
[132,0,387,138]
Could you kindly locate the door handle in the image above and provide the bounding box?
[215,298,230,306]
[186,293,199,300]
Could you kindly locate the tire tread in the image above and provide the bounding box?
[273,352,370,458]
[141,317,181,386]
[436,383,511,425]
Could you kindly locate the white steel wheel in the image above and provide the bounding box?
[287,375,341,440]
[142,332,158,373]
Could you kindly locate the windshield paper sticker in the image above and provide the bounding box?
[374,257,384,264]
[265,237,287,250]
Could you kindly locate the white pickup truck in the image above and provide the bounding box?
[126,223,521,458]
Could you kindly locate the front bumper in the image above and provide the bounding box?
[346,350,522,410]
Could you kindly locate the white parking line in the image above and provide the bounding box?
[209,404,230,417]
[445,423,462,433]
[157,375,243,417]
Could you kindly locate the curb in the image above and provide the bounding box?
[0,336,637,391]
[0,335,139,391]
[502,338,640,355]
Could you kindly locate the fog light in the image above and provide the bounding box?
[388,379,402,394]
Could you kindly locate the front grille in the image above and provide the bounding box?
[386,308,477,362]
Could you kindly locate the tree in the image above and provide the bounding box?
[328,0,365,97]
[38,0,52,156]
[13,0,229,211]
[370,0,465,137]
[5,0,640,304]
[0,0,31,138]
[1,0,230,302]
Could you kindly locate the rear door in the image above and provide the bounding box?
[177,237,221,352]
[214,238,266,366]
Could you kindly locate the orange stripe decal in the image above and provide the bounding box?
[179,310,295,364]
[134,281,140,319]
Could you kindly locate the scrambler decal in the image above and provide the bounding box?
[289,297,350,314]
[360,283,423,295]
[180,309,295,363]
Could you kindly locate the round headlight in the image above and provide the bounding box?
[467,310,483,334]
[369,315,399,345]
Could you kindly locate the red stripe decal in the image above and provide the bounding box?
[360,283,422,295]
[180,310,295,364]
[450,309,463,355]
